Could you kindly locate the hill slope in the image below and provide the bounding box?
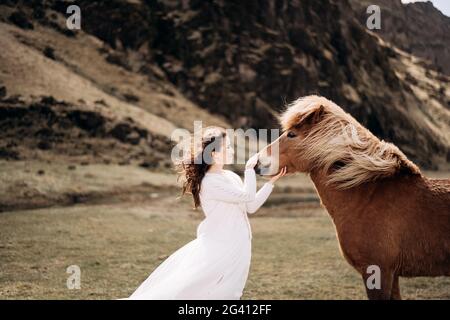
[0,0,449,169]
[349,0,450,75]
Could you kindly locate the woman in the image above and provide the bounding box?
[127,126,286,299]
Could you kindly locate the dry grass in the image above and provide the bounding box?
[1,163,449,300]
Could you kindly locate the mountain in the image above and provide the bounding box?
[0,0,449,170]
[349,0,450,75]
[0,0,230,170]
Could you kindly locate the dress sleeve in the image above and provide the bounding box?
[246,182,274,214]
[202,169,257,203]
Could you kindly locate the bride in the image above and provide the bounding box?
[126,126,286,300]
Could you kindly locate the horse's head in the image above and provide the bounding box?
[255,95,327,177]
[255,95,420,189]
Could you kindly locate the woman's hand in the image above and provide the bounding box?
[245,153,259,170]
[269,166,287,184]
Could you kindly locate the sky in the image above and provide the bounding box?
[401,0,450,17]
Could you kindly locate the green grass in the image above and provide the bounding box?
[1,200,449,299]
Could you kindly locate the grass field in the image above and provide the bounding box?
[0,162,449,299]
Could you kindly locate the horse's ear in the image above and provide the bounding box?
[295,104,325,128]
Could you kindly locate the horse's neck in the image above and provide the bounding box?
[309,170,375,227]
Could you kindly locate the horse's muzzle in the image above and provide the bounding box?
[254,161,262,175]
[254,160,272,176]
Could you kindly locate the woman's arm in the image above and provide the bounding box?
[202,169,257,203]
[246,182,274,214]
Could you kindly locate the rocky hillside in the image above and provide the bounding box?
[0,1,230,170]
[349,0,450,75]
[0,95,173,168]
[0,0,449,170]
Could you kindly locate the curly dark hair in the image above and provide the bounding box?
[176,126,227,209]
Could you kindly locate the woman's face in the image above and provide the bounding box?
[212,135,234,165]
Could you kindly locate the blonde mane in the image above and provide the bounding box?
[280,95,421,189]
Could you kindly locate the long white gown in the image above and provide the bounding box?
[127,168,274,300]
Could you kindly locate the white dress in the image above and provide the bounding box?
[127,168,274,300]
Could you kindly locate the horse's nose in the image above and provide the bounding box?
[254,160,262,175]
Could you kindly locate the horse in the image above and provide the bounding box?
[255,95,450,300]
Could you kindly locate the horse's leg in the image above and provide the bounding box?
[362,269,394,300]
[390,276,402,300]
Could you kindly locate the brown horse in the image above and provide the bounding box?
[255,95,450,300]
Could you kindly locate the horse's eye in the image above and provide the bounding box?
[287,131,297,138]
